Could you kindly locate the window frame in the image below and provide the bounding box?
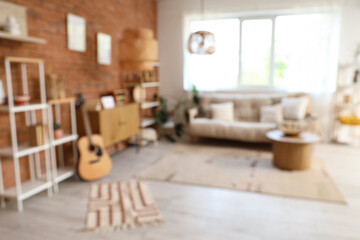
[184,8,340,92]
[238,15,276,88]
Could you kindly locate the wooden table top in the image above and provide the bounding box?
[266,130,320,144]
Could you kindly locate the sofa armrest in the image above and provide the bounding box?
[188,107,198,123]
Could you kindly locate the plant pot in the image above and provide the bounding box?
[14,95,31,105]
[54,129,64,139]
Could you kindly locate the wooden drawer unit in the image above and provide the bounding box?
[77,103,139,146]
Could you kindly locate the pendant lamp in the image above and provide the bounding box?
[187,0,216,55]
[119,0,158,71]
[119,28,158,71]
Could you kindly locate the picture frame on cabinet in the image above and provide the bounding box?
[100,95,115,109]
[67,13,86,52]
[0,80,5,105]
[97,32,111,65]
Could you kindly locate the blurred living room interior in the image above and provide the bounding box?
[0,0,359,239]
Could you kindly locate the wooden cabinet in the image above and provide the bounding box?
[77,103,139,147]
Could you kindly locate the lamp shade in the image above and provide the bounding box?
[187,31,216,55]
[119,28,158,71]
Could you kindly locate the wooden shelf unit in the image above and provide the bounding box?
[0,57,78,212]
[122,64,160,146]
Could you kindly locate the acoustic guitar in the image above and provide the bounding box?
[76,94,112,181]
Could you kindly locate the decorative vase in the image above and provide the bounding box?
[54,129,64,139]
[4,16,21,35]
[14,95,31,105]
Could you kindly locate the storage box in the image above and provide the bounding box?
[28,124,46,146]
[46,73,65,100]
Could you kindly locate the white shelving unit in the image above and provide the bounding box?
[333,63,360,145]
[0,57,78,211]
[0,57,52,212]
[47,98,78,193]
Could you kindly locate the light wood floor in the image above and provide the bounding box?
[0,140,359,240]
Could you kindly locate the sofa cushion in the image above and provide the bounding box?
[200,93,286,122]
[233,97,273,122]
[210,102,234,122]
[189,118,276,142]
[260,104,283,124]
[281,97,309,120]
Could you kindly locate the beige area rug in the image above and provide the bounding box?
[85,180,163,231]
[136,145,345,204]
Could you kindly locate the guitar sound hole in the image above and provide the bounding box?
[88,145,103,157]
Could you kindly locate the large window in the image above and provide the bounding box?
[184,12,339,93]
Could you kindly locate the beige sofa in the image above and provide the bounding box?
[188,92,311,143]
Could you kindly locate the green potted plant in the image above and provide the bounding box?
[53,122,63,139]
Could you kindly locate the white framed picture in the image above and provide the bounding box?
[100,95,115,109]
[67,13,86,52]
[97,33,112,65]
[0,80,5,104]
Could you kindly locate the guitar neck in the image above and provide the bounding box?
[80,104,94,146]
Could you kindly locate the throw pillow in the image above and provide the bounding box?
[260,104,283,124]
[281,97,309,120]
[210,102,234,122]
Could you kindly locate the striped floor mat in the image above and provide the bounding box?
[85,180,163,231]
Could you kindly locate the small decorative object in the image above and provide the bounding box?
[67,13,86,52]
[141,71,152,82]
[149,71,156,82]
[187,0,216,55]
[46,72,66,100]
[141,128,158,146]
[354,43,360,64]
[0,80,5,105]
[28,124,46,146]
[97,33,111,65]
[85,99,102,111]
[4,15,21,35]
[100,95,115,109]
[279,120,307,136]
[353,70,359,84]
[113,89,125,105]
[133,85,146,102]
[343,95,352,104]
[14,95,30,105]
[53,123,64,139]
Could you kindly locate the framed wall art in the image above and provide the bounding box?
[67,13,86,52]
[97,32,111,65]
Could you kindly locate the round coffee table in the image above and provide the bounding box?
[266,130,320,170]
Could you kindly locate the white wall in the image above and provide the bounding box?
[157,0,360,140]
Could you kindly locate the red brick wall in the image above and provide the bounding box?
[0,0,157,188]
